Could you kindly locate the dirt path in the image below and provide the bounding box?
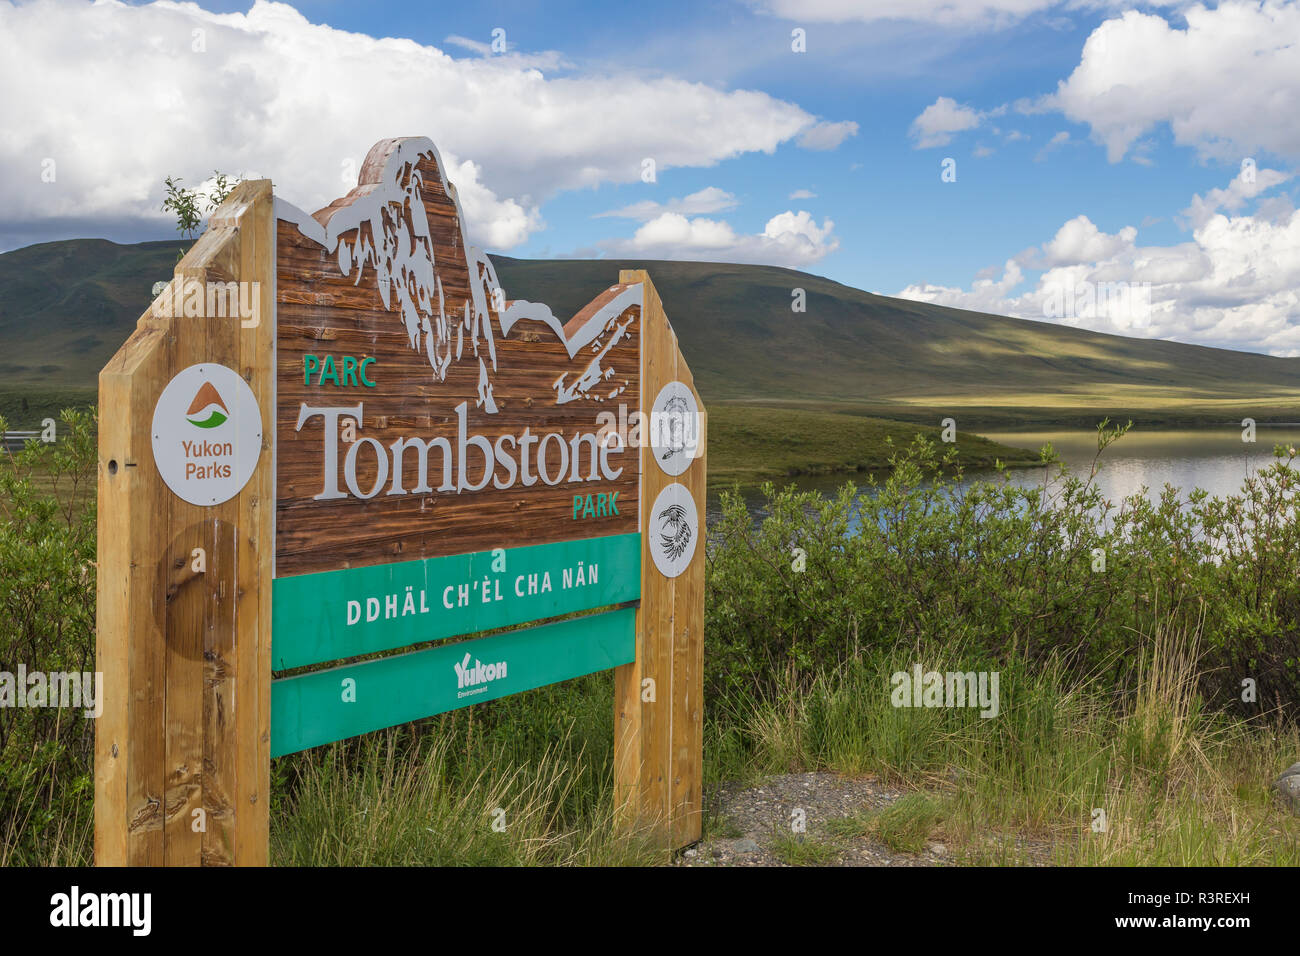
[677,771,1051,867]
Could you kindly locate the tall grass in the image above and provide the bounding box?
[701,625,1300,865]
[271,674,667,867]
[272,726,664,867]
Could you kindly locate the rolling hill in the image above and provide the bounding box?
[1,238,1297,434]
[490,256,1300,428]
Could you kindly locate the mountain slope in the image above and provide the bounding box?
[489,256,1300,426]
[0,238,179,389]
[1,238,1297,429]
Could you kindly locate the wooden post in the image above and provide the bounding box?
[614,270,707,849]
[95,181,276,866]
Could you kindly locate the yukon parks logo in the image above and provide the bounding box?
[152,363,263,506]
[186,381,230,429]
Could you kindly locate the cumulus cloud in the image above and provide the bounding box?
[599,208,837,268]
[594,187,739,221]
[1045,3,1300,163]
[897,170,1300,355]
[1181,163,1293,230]
[910,97,983,148]
[1035,215,1137,267]
[0,0,854,250]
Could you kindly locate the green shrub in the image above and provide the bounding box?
[0,408,97,864]
[705,426,1300,721]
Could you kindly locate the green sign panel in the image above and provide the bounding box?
[272,533,641,670]
[270,607,636,757]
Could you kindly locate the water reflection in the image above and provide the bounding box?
[707,425,1300,526]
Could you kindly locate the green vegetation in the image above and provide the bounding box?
[707,404,1038,488]
[3,410,1299,866]
[706,626,1298,866]
[869,795,949,854]
[0,409,97,865]
[271,679,664,867]
[769,832,840,866]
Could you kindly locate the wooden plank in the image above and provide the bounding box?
[97,313,169,865]
[231,181,275,866]
[97,180,275,867]
[201,517,238,864]
[164,244,242,865]
[642,273,673,842]
[613,269,706,849]
[162,516,206,865]
[671,387,705,847]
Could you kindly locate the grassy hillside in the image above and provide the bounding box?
[0,238,178,393]
[1,239,1297,434]
[491,256,1300,428]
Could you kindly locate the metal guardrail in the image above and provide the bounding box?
[1,430,43,452]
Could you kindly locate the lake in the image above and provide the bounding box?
[708,425,1300,523]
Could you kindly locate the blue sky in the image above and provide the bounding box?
[1,0,1298,354]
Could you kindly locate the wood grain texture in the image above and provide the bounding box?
[274,144,640,578]
[96,180,274,866]
[97,308,167,866]
[613,270,706,849]
[231,186,274,866]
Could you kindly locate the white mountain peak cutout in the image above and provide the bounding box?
[274,137,641,411]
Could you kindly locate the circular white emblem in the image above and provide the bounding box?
[151,363,262,506]
[649,381,701,476]
[649,482,698,578]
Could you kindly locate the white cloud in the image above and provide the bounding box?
[443,34,494,56]
[1046,3,1300,163]
[595,187,738,221]
[1181,163,1292,229]
[1036,215,1137,267]
[789,188,817,199]
[897,171,1300,355]
[0,0,854,250]
[910,97,983,148]
[1033,130,1071,162]
[600,208,837,268]
[797,120,859,150]
[750,0,1061,28]
[898,258,1025,316]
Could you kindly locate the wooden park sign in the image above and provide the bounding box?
[95,137,707,865]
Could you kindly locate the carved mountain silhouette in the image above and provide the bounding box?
[275,137,638,414]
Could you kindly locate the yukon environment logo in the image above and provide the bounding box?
[454,651,508,698]
[185,381,230,429]
[152,363,263,506]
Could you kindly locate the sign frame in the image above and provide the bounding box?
[94,139,706,866]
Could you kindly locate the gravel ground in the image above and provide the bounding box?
[675,771,1053,867]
